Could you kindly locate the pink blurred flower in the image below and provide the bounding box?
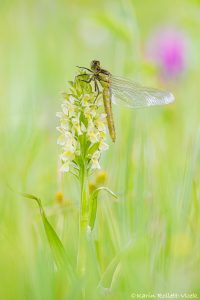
[146,26,188,79]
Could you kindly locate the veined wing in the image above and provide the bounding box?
[110,75,175,108]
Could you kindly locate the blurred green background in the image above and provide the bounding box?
[1,0,200,299]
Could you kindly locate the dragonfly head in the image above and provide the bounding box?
[91,60,101,73]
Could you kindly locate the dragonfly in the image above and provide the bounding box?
[77,60,175,142]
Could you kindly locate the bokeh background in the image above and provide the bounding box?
[1,0,200,299]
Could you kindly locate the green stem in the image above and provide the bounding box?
[77,162,89,277]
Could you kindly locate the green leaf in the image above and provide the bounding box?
[87,142,100,156]
[20,192,66,268]
[89,187,117,230]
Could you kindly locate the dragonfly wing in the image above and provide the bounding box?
[111,75,175,108]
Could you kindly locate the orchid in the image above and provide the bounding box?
[56,72,115,277]
[57,74,109,174]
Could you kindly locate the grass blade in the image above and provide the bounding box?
[20,192,66,268]
[89,187,117,230]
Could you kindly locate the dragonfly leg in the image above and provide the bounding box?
[94,80,100,102]
[76,74,88,78]
[75,73,93,80]
[80,75,94,84]
[94,80,97,92]
[76,66,93,73]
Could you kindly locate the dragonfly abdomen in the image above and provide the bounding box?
[102,87,116,142]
